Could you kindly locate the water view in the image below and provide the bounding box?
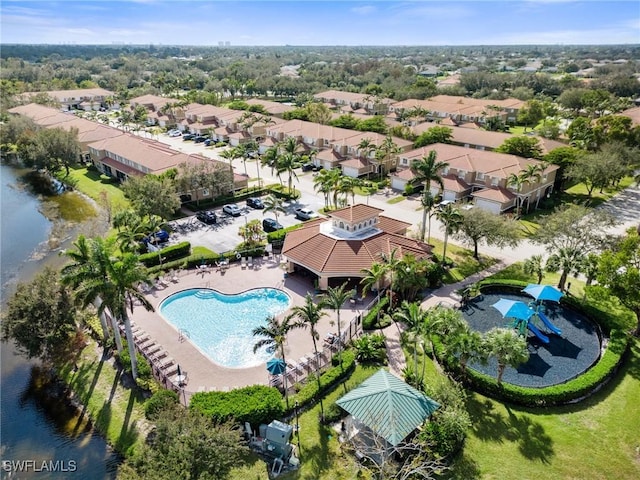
[1,163,119,479]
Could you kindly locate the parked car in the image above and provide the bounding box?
[144,229,170,244]
[182,134,195,141]
[262,218,284,233]
[204,138,214,146]
[294,207,318,221]
[196,210,217,225]
[246,197,264,209]
[222,203,242,216]
[168,129,181,137]
[194,136,208,143]
[301,163,314,172]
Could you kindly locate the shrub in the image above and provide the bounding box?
[189,385,284,427]
[289,350,356,410]
[83,314,105,342]
[322,402,345,424]
[362,296,389,330]
[145,389,179,420]
[353,334,387,364]
[139,241,191,267]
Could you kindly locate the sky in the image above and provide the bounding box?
[1,1,639,46]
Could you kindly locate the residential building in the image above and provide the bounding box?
[18,88,115,111]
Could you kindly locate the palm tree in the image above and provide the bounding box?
[105,253,155,380]
[381,248,402,312]
[219,147,239,170]
[360,263,387,326]
[261,146,279,177]
[60,235,112,345]
[393,301,427,380]
[523,254,545,284]
[482,328,530,384]
[262,194,286,224]
[252,314,295,407]
[292,294,327,419]
[412,151,449,241]
[374,136,401,175]
[276,152,299,194]
[545,246,584,291]
[313,168,341,209]
[436,204,463,263]
[236,140,259,177]
[337,175,362,206]
[507,171,529,218]
[357,138,377,178]
[319,283,351,370]
[522,163,545,212]
[443,323,484,375]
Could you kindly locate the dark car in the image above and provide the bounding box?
[262,218,284,233]
[246,197,264,209]
[196,210,217,225]
[194,136,208,143]
[204,138,214,146]
[182,134,195,141]
[144,229,170,244]
[301,163,314,172]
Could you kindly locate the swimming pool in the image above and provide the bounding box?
[159,288,291,368]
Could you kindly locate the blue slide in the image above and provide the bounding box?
[527,322,550,344]
[537,311,562,336]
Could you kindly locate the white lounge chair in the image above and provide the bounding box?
[241,257,247,269]
[247,256,254,268]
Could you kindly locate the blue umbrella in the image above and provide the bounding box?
[523,284,564,303]
[266,358,287,375]
[491,299,535,321]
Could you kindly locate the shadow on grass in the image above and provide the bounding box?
[445,452,482,480]
[71,356,104,436]
[115,390,140,454]
[466,395,554,463]
[297,423,334,478]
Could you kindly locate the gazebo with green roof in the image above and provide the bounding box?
[336,369,440,447]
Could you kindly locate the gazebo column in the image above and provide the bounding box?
[318,275,329,290]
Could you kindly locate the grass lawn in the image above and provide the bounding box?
[455,338,640,480]
[64,165,129,212]
[386,195,405,204]
[58,340,149,456]
[427,238,498,284]
[561,176,635,208]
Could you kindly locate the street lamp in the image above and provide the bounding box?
[294,400,300,450]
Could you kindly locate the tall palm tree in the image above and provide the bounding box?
[236,140,259,177]
[442,323,484,374]
[545,246,584,291]
[412,151,449,241]
[482,328,530,384]
[252,314,295,406]
[393,301,427,380]
[521,163,545,212]
[292,294,327,419]
[374,136,401,175]
[60,235,112,345]
[337,175,362,206]
[436,204,463,263]
[276,152,299,194]
[262,194,286,224]
[319,283,351,370]
[381,248,402,312]
[357,138,377,178]
[261,146,279,178]
[219,147,239,170]
[314,168,341,209]
[360,262,387,326]
[105,253,155,380]
[507,171,529,218]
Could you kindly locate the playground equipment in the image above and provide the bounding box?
[523,283,563,336]
[492,298,558,344]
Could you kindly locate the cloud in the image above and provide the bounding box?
[351,5,376,15]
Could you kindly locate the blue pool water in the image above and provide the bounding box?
[160,288,291,368]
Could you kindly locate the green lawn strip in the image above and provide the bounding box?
[561,176,635,208]
[228,364,380,480]
[427,239,497,284]
[64,165,129,212]
[456,339,640,480]
[58,341,149,456]
[386,195,405,204]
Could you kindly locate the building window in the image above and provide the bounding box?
[202,188,209,197]
[491,177,499,186]
[458,171,465,179]
[443,167,449,175]
[339,221,344,229]
[476,172,485,181]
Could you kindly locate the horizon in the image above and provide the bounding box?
[2,1,639,47]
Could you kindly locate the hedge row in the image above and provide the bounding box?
[139,241,191,267]
[288,349,356,411]
[189,385,284,427]
[449,281,631,406]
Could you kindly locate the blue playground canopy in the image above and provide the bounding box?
[491,299,535,321]
[523,284,564,303]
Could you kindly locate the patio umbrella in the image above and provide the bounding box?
[176,364,182,378]
[266,358,287,375]
[523,284,564,303]
[491,299,535,321]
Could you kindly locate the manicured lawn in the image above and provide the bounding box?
[427,238,497,284]
[64,165,129,212]
[386,195,406,204]
[58,341,149,456]
[454,339,640,480]
[561,176,635,208]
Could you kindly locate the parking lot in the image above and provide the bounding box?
[165,198,319,254]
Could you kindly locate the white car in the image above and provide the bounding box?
[222,203,242,216]
[168,129,182,137]
[294,207,319,221]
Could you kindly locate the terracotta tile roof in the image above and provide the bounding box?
[340,157,370,169]
[245,99,295,116]
[442,174,471,193]
[283,205,432,276]
[377,215,411,234]
[329,204,384,223]
[392,168,417,181]
[621,106,640,126]
[472,187,515,202]
[130,94,171,110]
[19,88,114,103]
[316,149,345,164]
[391,95,525,118]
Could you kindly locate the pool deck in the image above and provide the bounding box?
[130,255,368,402]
